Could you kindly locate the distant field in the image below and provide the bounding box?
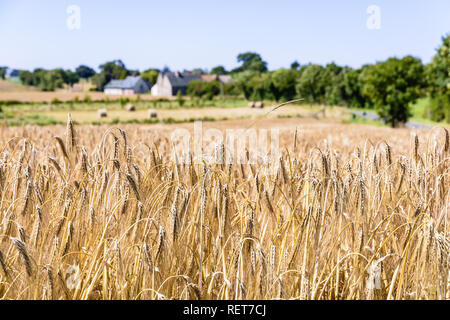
[0,90,168,103]
[0,80,180,103]
[43,104,332,124]
[0,79,38,92]
[1,101,336,126]
[1,84,445,128]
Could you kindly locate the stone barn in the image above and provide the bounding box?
[151,71,202,97]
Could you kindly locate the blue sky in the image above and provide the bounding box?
[0,0,449,72]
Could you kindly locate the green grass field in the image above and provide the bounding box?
[0,96,447,128]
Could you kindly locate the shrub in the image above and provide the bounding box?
[120,97,129,107]
[51,98,61,105]
[83,94,92,104]
[176,90,185,107]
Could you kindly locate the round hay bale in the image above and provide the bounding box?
[126,104,136,112]
[255,101,264,109]
[148,109,158,118]
[248,101,255,108]
[98,109,108,118]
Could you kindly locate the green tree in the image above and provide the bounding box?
[363,56,426,127]
[223,82,241,96]
[0,67,6,80]
[271,69,298,101]
[17,68,75,90]
[232,52,268,73]
[91,73,108,92]
[210,65,228,75]
[61,70,80,87]
[344,68,369,108]
[323,63,348,106]
[427,34,450,122]
[92,60,129,91]
[290,61,300,70]
[187,79,206,98]
[140,69,159,85]
[248,73,271,101]
[203,80,221,100]
[19,70,34,86]
[296,64,328,104]
[233,71,259,100]
[233,72,274,101]
[75,65,96,79]
[176,90,185,106]
[263,73,280,101]
[38,69,65,91]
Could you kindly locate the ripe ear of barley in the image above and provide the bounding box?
[121,185,130,215]
[126,173,140,201]
[132,163,141,187]
[45,266,55,300]
[54,136,69,161]
[171,185,181,243]
[20,180,32,216]
[142,242,153,272]
[57,270,71,299]
[258,245,267,296]
[32,205,42,247]
[250,248,256,276]
[80,147,88,175]
[66,114,76,154]
[270,244,276,276]
[119,129,128,158]
[155,225,166,262]
[414,133,419,161]
[11,237,33,277]
[443,128,449,153]
[385,143,392,165]
[131,201,144,243]
[17,224,27,243]
[62,221,74,257]
[0,249,8,278]
[89,207,95,231]
[33,181,44,205]
[264,190,275,217]
[221,183,229,237]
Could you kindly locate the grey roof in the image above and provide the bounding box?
[166,73,202,88]
[104,79,124,89]
[104,76,145,89]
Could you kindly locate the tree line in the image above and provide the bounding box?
[2,34,448,126]
[11,60,161,93]
[219,35,448,127]
[184,36,448,126]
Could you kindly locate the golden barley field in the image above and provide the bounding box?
[0,116,448,300]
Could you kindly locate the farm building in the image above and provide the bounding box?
[151,72,233,97]
[104,76,151,95]
[151,71,202,97]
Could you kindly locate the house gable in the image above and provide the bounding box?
[104,76,150,95]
